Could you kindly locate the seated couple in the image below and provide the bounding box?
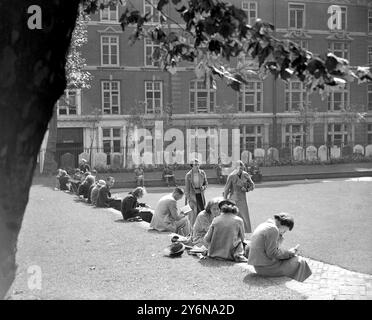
[121,187,152,222]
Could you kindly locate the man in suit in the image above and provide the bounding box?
[185,159,208,228]
[150,187,190,236]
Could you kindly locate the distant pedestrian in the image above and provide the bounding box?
[134,165,145,187]
[185,159,208,228]
[248,213,312,282]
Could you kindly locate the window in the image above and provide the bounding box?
[145,39,160,67]
[327,87,349,111]
[189,80,216,113]
[101,36,119,66]
[100,3,118,22]
[368,84,372,111]
[57,89,80,116]
[292,39,308,50]
[102,81,120,115]
[327,123,348,146]
[144,0,162,23]
[368,124,372,144]
[369,10,372,33]
[285,124,304,147]
[285,81,308,111]
[238,82,263,112]
[240,125,263,153]
[102,128,121,164]
[340,6,347,30]
[145,81,163,114]
[288,3,305,29]
[242,1,258,26]
[368,46,372,67]
[329,42,349,60]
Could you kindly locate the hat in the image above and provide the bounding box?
[163,242,185,257]
[98,180,106,186]
[218,199,236,209]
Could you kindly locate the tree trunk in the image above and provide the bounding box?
[0,0,80,299]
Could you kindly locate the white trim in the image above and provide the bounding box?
[101,80,121,115]
[100,35,119,67]
[241,1,258,26]
[144,80,163,115]
[99,4,119,22]
[238,81,263,113]
[288,2,306,30]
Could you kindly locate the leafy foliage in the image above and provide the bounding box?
[83,0,371,95]
[66,10,93,89]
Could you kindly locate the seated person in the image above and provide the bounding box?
[191,197,223,246]
[58,170,70,191]
[79,159,91,173]
[134,165,144,187]
[77,175,95,199]
[247,213,312,282]
[70,169,82,193]
[150,187,190,236]
[121,187,150,222]
[96,177,115,208]
[204,200,247,262]
[91,180,105,206]
[162,164,177,187]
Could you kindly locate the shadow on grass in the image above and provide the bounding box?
[243,273,291,287]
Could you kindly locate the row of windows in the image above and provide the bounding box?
[57,83,372,116]
[99,1,372,32]
[100,34,370,67]
[98,123,372,155]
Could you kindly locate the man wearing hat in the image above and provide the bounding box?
[184,158,208,228]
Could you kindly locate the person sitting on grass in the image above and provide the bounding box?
[121,187,150,222]
[96,177,115,208]
[57,170,71,191]
[150,187,190,236]
[77,175,95,200]
[191,197,223,246]
[79,158,91,173]
[90,180,105,206]
[247,213,312,282]
[204,200,248,262]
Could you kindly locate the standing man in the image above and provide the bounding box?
[134,164,145,187]
[96,176,115,208]
[150,187,190,236]
[223,160,255,233]
[185,159,208,228]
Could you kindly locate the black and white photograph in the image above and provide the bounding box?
[0,0,372,304]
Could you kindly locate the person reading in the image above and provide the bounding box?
[150,187,190,236]
[121,187,150,222]
[96,177,116,208]
[247,213,312,282]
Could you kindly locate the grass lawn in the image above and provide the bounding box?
[116,178,372,275]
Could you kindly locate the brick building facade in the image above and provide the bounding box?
[54,0,372,169]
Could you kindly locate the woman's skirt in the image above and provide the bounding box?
[254,256,312,282]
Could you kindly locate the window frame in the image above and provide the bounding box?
[57,89,81,116]
[369,9,372,33]
[99,4,119,22]
[327,123,348,146]
[285,81,308,112]
[143,0,163,24]
[100,35,119,67]
[285,124,304,147]
[101,80,120,115]
[241,1,258,26]
[367,123,372,144]
[145,80,163,115]
[368,46,372,68]
[288,2,305,29]
[239,124,263,152]
[328,41,349,60]
[368,84,372,111]
[327,85,350,112]
[189,79,216,114]
[238,81,263,113]
[144,39,161,67]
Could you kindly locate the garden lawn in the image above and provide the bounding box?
[117,179,372,275]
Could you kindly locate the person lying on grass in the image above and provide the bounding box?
[121,187,151,222]
[247,213,312,282]
[204,200,248,263]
